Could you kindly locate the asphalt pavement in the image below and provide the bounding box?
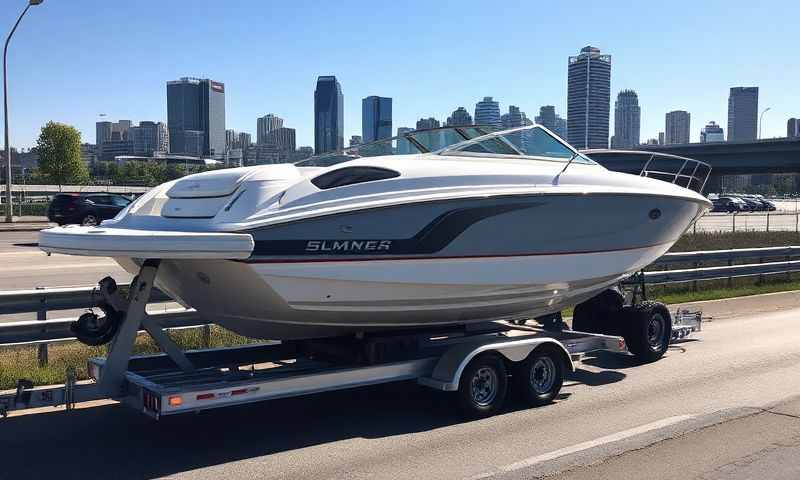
[2,290,800,479]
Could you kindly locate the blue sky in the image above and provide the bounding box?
[1,0,798,150]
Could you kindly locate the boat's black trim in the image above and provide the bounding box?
[250,203,535,257]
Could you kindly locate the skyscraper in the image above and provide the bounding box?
[727,87,759,141]
[264,127,296,152]
[166,77,226,157]
[225,129,237,149]
[257,114,284,145]
[788,118,800,138]
[96,121,113,146]
[314,76,344,154]
[535,106,567,139]
[349,135,363,147]
[361,96,392,143]
[446,107,472,126]
[130,121,169,156]
[500,106,527,129]
[700,121,725,143]
[238,132,252,149]
[658,132,665,145]
[665,110,691,144]
[474,97,501,127]
[611,90,641,148]
[567,46,611,149]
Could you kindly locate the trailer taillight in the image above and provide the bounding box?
[168,395,183,406]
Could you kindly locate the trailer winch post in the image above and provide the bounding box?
[98,260,195,395]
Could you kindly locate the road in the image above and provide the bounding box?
[0,231,131,322]
[0,231,130,290]
[2,291,800,479]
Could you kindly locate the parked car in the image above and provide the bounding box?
[730,196,762,212]
[757,199,777,211]
[47,193,132,226]
[712,197,746,213]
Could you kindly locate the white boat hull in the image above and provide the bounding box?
[117,242,670,339]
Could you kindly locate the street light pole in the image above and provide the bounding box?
[758,107,771,140]
[4,0,43,223]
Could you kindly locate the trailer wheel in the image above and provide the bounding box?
[572,289,624,334]
[515,346,564,407]
[623,301,672,363]
[457,353,508,419]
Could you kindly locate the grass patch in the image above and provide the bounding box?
[0,325,257,390]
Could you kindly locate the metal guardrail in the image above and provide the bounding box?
[654,246,800,265]
[1,245,800,349]
[0,309,204,346]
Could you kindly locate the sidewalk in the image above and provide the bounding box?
[0,217,54,232]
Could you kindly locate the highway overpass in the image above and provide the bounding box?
[584,137,800,192]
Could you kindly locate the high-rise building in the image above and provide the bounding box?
[665,110,691,144]
[396,127,414,154]
[314,76,344,154]
[474,97,501,127]
[256,114,284,144]
[534,106,566,139]
[416,117,440,130]
[789,118,800,138]
[727,87,758,141]
[96,121,113,145]
[130,121,169,156]
[238,132,252,149]
[361,96,392,143]
[446,107,473,126]
[166,77,226,157]
[567,46,611,149]
[700,121,725,143]
[658,132,665,145]
[264,127,296,152]
[349,135,362,147]
[611,90,641,149]
[225,129,237,149]
[500,106,527,129]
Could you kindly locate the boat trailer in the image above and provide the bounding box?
[0,261,702,420]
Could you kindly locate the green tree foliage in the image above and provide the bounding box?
[35,121,89,186]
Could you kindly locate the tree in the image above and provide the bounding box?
[36,122,89,187]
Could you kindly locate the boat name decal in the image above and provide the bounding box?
[305,240,393,253]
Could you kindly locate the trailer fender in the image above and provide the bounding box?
[418,338,574,392]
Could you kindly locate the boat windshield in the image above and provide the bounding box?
[296,124,595,167]
[439,125,596,164]
[296,125,498,167]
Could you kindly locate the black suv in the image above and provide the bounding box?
[47,193,132,226]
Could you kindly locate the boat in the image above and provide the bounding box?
[38,125,712,340]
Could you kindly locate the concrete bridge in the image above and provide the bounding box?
[584,137,800,192]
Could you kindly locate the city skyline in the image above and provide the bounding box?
[1,1,797,151]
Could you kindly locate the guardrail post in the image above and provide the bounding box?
[732,213,736,233]
[766,213,770,232]
[202,324,211,348]
[727,258,733,289]
[36,288,48,367]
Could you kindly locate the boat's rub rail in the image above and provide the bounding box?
[38,225,254,259]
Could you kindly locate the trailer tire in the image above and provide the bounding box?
[514,346,565,407]
[457,353,508,419]
[623,301,671,363]
[572,289,624,334]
